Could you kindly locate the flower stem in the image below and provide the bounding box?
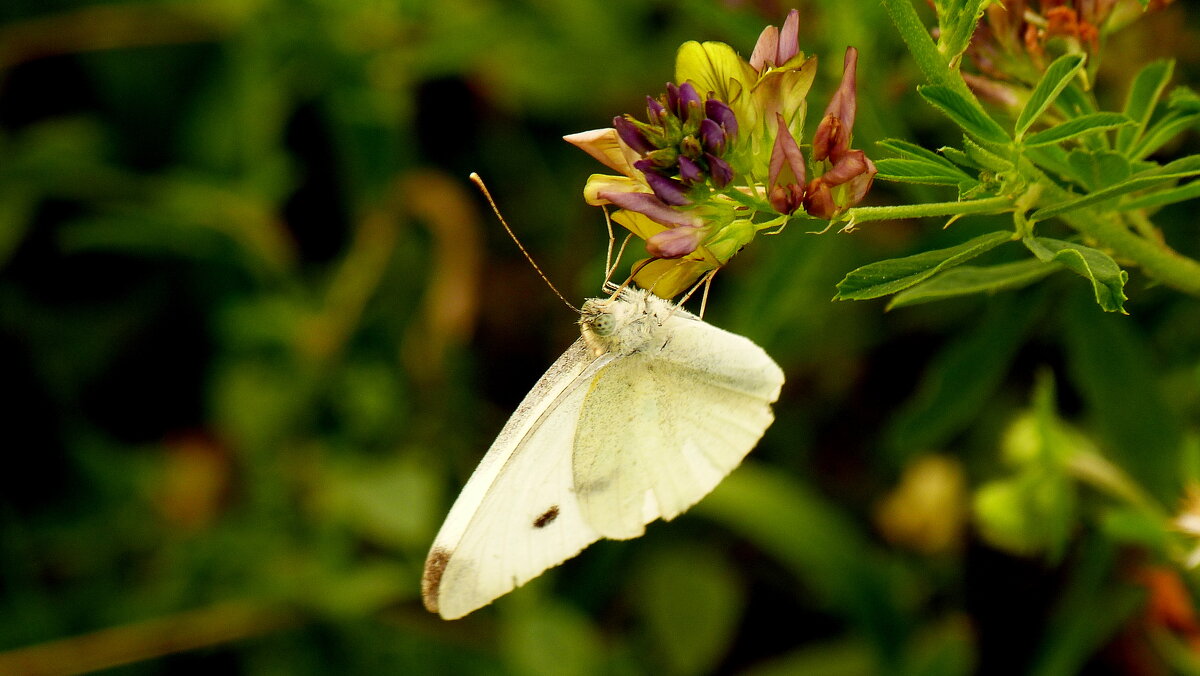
[845,195,1014,225]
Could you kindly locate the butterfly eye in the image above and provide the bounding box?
[592,314,616,336]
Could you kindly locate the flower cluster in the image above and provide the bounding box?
[615,82,738,206]
[565,9,876,297]
[961,0,1175,108]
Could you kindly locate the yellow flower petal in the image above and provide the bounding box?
[752,56,818,133]
[611,209,669,240]
[563,128,640,177]
[630,257,713,298]
[582,174,646,206]
[675,41,756,106]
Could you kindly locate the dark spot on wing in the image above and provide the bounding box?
[533,505,560,528]
[422,547,451,614]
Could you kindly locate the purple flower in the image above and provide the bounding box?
[647,225,703,258]
[678,156,705,184]
[699,119,726,154]
[613,116,654,154]
[643,171,691,206]
[704,99,738,138]
[597,190,700,228]
[614,82,742,200]
[707,154,733,188]
[675,82,702,118]
[646,96,667,124]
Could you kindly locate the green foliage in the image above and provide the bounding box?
[1022,237,1128,313]
[1022,113,1132,148]
[835,231,1012,300]
[917,84,1011,145]
[1015,54,1087,141]
[887,259,1058,308]
[931,0,994,69]
[1117,60,1175,154]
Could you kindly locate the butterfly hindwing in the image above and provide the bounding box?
[572,312,784,539]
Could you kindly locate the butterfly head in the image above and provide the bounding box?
[579,288,670,357]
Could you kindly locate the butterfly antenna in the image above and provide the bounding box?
[470,173,579,314]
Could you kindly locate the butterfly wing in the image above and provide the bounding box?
[423,339,614,620]
[572,313,784,539]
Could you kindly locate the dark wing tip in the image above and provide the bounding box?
[422,547,451,614]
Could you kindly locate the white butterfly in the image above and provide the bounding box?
[422,284,784,619]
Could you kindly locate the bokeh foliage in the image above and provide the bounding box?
[0,0,1198,674]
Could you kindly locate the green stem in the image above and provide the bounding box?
[1065,210,1200,296]
[877,0,977,106]
[845,195,1014,225]
[1019,157,1200,297]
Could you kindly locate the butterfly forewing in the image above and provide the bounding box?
[423,340,611,619]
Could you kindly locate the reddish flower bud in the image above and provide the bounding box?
[802,178,837,219]
[768,113,807,214]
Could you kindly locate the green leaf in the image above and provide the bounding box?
[1032,155,1200,221]
[836,231,1013,300]
[1016,53,1087,140]
[501,599,605,676]
[962,136,1013,172]
[874,158,975,186]
[939,146,979,170]
[1116,179,1200,212]
[1025,145,1077,182]
[919,84,1011,145]
[1169,85,1200,113]
[1062,294,1184,501]
[1117,59,1174,154]
[1064,149,1131,191]
[1022,237,1128,313]
[877,138,960,169]
[739,640,877,676]
[1022,113,1133,147]
[696,465,905,657]
[1129,111,1200,160]
[632,545,743,676]
[1028,536,1141,676]
[888,258,1059,309]
[885,294,1040,457]
[1055,81,1098,119]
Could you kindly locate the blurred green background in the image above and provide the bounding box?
[1,0,1199,674]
